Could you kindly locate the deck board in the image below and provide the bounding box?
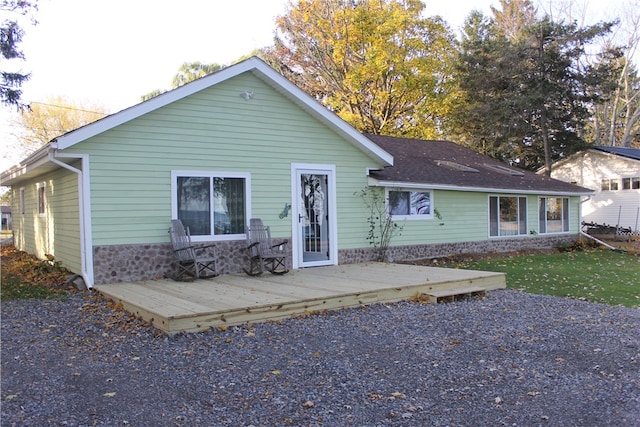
[95,262,506,334]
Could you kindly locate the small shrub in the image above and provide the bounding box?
[355,187,403,261]
[556,237,599,252]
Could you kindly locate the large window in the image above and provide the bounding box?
[489,196,527,237]
[539,197,569,234]
[172,171,250,239]
[387,189,433,219]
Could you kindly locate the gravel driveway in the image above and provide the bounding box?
[2,289,639,426]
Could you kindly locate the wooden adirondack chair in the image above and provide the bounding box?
[169,219,218,280]
[244,218,289,276]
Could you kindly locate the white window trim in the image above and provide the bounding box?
[385,187,434,220]
[538,196,570,235]
[488,195,528,238]
[19,187,25,215]
[37,182,46,217]
[171,170,251,242]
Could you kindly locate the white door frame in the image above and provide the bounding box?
[291,163,338,269]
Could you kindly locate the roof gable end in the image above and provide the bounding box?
[53,57,392,166]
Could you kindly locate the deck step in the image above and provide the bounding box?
[426,286,486,304]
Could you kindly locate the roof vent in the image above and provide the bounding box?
[435,160,479,173]
[484,164,524,177]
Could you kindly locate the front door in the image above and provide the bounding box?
[292,164,337,268]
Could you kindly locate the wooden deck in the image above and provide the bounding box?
[94,263,506,334]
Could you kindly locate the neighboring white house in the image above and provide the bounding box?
[550,146,640,231]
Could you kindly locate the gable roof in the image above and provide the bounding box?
[2,57,392,186]
[593,146,640,161]
[547,146,640,173]
[366,134,592,196]
[52,56,392,165]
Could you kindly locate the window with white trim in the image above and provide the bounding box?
[172,172,250,239]
[37,183,46,216]
[622,177,640,190]
[489,196,527,237]
[387,189,433,219]
[601,178,618,191]
[19,187,25,215]
[539,197,569,234]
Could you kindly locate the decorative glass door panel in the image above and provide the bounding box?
[300,173,330,263]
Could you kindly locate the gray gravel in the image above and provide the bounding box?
[2,289,639,426]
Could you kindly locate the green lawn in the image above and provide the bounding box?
[451,249,640,307]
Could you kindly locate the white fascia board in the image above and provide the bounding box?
[54,59,261,149]
[53,57,393,167]
[0,144,52,185]
[251,65,393,166]
[368,178,595,196]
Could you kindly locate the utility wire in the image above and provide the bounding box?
[26,101,110,116]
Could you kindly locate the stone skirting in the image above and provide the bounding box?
[339,234,579,264]
[93,234,578,285]
[93,239,251,285]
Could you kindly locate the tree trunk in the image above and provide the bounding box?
[540,108,552,177]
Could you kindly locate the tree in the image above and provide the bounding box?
[273,0,458,137]
[451,1,617,174]
[1,0,37,108]
[491,0,536,40]
[141,61,223,101]
[588,8,640,148]
[12,96,108,154]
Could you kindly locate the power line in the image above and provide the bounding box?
[27,101,110,116]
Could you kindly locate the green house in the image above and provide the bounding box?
[0,57,592,288]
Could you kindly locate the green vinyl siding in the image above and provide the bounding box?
[389,191,489,245]
[67,72,381,247]
[388,193,581,246]
[10,166,81,273]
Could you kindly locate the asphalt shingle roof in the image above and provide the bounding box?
[366,134,593,195]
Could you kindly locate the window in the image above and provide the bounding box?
[622,177,640,190]
[539,197,569,234]
[172,171,250,240]
[601,178,618,191]
[387,189,432,219]
[37,183,46,216]
[489,196,527,237]
[19,188,25,215]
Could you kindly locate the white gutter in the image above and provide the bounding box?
[47,149,94,289]
[368,178,594,197]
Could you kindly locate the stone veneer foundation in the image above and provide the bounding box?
[92,234,578,285]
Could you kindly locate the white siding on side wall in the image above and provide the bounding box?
[552,150,640,230]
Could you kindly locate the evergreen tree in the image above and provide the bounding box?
[451,3,616,174]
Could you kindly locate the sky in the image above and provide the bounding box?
[0,0,629,171]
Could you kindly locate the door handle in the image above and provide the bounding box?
[298,214,305,222]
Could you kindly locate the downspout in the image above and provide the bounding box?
[48,149,94,289]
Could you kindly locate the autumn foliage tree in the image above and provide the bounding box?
[272,0,458,138]
[12,96,108,154]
